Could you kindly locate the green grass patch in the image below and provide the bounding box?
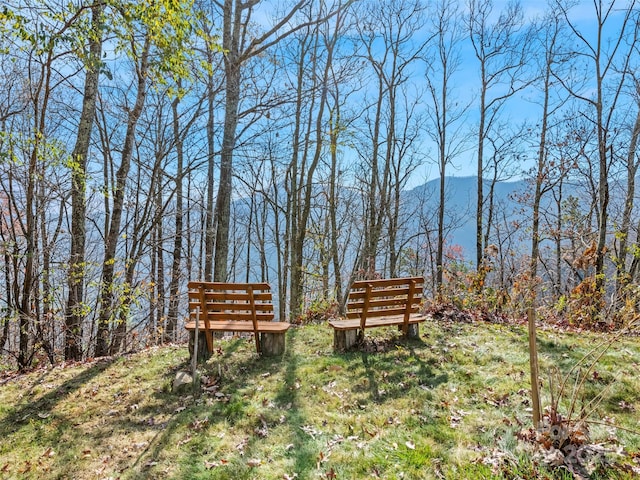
[0,321,638,479]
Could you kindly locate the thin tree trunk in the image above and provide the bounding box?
[95,37,150,357]
[616,103,640,285]
[329,107,343,304]
[64,1,103,361]
[166,91,185,342]
[204,69,216,281]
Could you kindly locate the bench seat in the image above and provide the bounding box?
[328,313,426,331]
[184,320,290,333]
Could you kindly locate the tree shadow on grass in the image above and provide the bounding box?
[0,357,116,438]
[122,337,258,477]
[123,333,301,479]
[350,334,449,405]
[271,327,317,478]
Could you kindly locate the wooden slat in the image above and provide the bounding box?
[346,306,419,319]
[188,288,271,302]
[188,281,271,290]
[348,284,422,297]
[198,291,273,302]
[348,297,421,310]
[188,300,274,312]
[350,276,424,287]
[348,286,423,301]
[350,277,423,290]
[194,312,275,322]
[192,302,274,314]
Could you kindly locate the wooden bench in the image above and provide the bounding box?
[185,281,290,360]
[328,277,426,351]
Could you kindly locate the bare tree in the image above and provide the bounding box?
[424,0,468,292]
[553,0,639,291]
[165,82,202,342]
[65,0,104,361]
[212,0,350,283]
[617,76,640,284]
[95,0,193,356]
[526,10,571,427]
[95,37,151,357]
[0,1,88,368]
[466,0,532,272]
[354,0,428,279]
[288,3,346,318]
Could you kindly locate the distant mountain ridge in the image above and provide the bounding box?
[404,176,530,260]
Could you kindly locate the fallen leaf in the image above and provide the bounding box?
[236,438,248,455]
[189,418,209,431]
[204,461,219,469]
[405,441,415,450]
[18,461,32,473]
[42,447,55,458]
[326,467,337,479]
[247,458,261,467]
[301,425,322,438]
[618,400,635,412]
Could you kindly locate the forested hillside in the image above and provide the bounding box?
[1,0,640,369]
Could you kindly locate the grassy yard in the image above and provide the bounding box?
[0,319,638,479]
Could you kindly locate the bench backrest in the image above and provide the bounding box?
[188,281,274,335]
[346,277,424,333]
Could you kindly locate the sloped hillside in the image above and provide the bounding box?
[1,320,638,479]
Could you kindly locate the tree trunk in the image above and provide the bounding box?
[616,105,640,285]
[204,67,216,282]
[166,89,185,342]
[95,37,150,357]
[213,0,243,283]
[64,1,103,361]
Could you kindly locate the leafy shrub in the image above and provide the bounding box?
[294,297,339,325]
